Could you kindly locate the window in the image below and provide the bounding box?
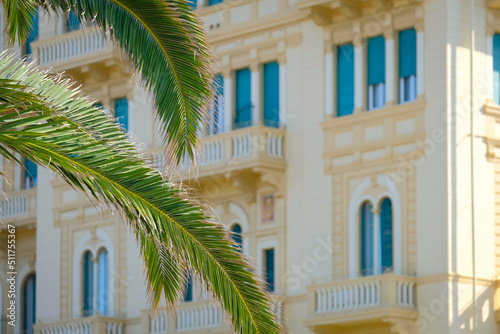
[367,36,386,110]
[114,97,129,132]
[97,249,109,316]
[263,61,280,128]
[360,202,374,276]
[264,249,275,293]
[83,251,94,316]
[360,198,394,276]
[208,74,224,135]
[337,43,355,117]
[184,273,193,302]
[22,274,36,334]
[231,224,242,252]
[25,8,38,57]
[235,68,252,129]
[24,158,37,189]
[399,28,417,103]
[380,198,393,273]
[208,0,223,5]
[66,10,80,32]
[494,33,500,105]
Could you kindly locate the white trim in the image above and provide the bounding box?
[72,229,115,318]
[354,45,364,109]
[256,239,279,294]
[487,35,494,101]
[416,30,425,96]
[325,52,334,116]
[385,38,394,104]
[223,76,232,132]
[279,63,287,127]
[15,153,22,191]
[15,265,34,334]
[348,175,402,278]
[251,69,260,126]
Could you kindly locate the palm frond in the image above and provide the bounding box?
[0,55,281,334]
[3,0,37,43]
[33,0,214,164]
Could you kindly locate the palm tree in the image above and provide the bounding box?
[0,1,281,333]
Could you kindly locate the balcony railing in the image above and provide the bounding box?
[149,125,286,176]
[146,301,229,333]
[305,274,416,328]
[31,27,115,69]
[0,188,37,226]
[34,316,125,334]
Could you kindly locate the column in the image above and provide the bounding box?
[487,32,494,102]
[15,152,22,191]
[278,59,287,127]
[250,63,260,126]
[385,31,395,105]
[354,41,364,112]
[416,25,425,97]
[325,51,334,116]
[223,69,233,132]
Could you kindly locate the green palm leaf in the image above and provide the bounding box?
[3,0,214,164]
[0,54,281,334]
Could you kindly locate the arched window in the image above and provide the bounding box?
[231,224,243,252]
[83,251,94,316]
[360,202,374,276]
[22,274,36,334]
[380,198,393,273]
[97,249,109,316]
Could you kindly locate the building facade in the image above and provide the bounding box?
[2,0,500,333]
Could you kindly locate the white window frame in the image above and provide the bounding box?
[399,75,417,104]
[368,82,385,110]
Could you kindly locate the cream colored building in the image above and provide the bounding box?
[3,0,500,333]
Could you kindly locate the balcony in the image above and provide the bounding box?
[34,315,126,334]
[145,301,230,334]
[145,296,284,333]
[149,125,286,182]
[30,27,125,78]
[304,274,417,331]
[0,188,37,228]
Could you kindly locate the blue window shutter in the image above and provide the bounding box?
[114,98,129,132]
[380,198,393,273]
[231,224,243,252]
[67,10,80,32]
[25,8,38,56]
[265,249,275,292]
[360,202,374,276]
[25,158,37,187]
[97,250,109,316]
[368,36,386,85]
[22,274,36,334]
[83,251,94,316]
[185,273,193,301]
[235,68,252,128]
[208,0,223,5]
[263,61,280,128]
[337,44,355,117]
[494,33,500,105]
[399,28,417,78]
[187,0,197,9]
